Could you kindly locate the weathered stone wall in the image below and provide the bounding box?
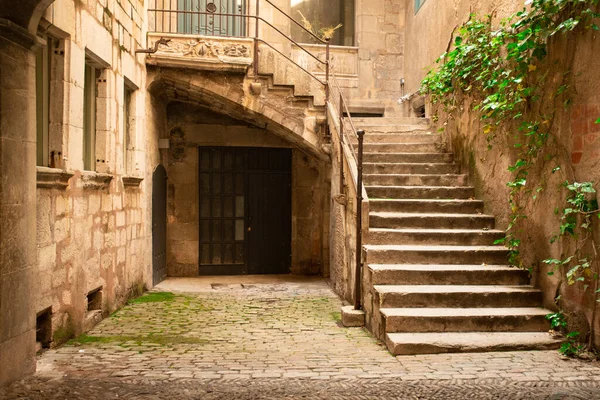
[403,0,600,347]
[164,102,330,277]
[32,0,155,346]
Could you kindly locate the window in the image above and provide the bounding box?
[177,0,247,37]
[290,0,355,46]
[83,62,100,171]
[415,0,427,13]
[123,81,137,174]
[36,33,66,169]
[36,35,51,167]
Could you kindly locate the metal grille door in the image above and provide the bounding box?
[177,0,247,37]
[152,164,168,286]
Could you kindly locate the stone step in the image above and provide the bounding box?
[364,174,468,187]
[374,285,542,308]
[350,117,430,125]
[385,332,562,355]
[365,244,509,265]
[364,163,459,175]
[367,186,474,200]
[362,143,441,153]
[368,264,529,286]
[356,125,431,134]
[381,307,551,333]
[369,213,496,230]
[364,153,453,163]
[369,199,484,214]
[350,133,441,144]
[367,228,504,246]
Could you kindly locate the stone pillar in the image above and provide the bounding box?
[0,19,38,385]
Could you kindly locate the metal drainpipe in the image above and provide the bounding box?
[354,129,365,310]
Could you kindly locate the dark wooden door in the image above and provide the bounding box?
[198,147,291,275]
[152,164,168,285]
[246,149,291,275]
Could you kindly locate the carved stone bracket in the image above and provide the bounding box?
[146,33,253,73]
[36,167,74,189]
[122,175,144,188]
[81,172,113,190]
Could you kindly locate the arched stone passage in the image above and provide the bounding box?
[0,0,54,34]
[147,68,329,161]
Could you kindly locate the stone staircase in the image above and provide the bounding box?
[350,117,562,355]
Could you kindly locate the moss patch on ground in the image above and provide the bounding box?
[68,333,209,347]
[129,292,176,304]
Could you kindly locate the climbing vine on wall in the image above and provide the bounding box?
[420,0,600,349]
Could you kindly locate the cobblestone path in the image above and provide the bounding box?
[3,276,600,399]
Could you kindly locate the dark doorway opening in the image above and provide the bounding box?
[153,164,168,285]
[198,147,292,275]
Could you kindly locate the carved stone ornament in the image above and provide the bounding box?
[147,33,253,73]
[36,167,74,189]
[80,171,114,190]
[122,175,144,188]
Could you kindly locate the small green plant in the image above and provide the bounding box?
[560,332,585,357]
[546,311,567,331]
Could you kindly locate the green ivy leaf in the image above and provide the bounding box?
[595,117,600,124]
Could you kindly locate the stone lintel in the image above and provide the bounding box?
[341,305,365,327]
[122,175,144,188]
[146,33,253,74]
[36,167,75,189]
[81,171,114,190]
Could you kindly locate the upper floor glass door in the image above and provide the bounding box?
[177,0,247,37]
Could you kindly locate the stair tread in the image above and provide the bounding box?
[365,174,466,178]
[380,307,551,317]
[365,244,507,251]
[369,228,504,233]
[366,185,474,189]
[386,332,562,351]
[365,152,452,156]
[370,198,481,202]
[370,212,495,218]
[369,264,518,271]
[374,285,540,293]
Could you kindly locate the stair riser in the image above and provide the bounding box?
[367,187,474,200]
[367,249,509,265]
[384,315,550,333]
[378,291,542,308]
[367,231,504,246]
[362,144,441,153]
[351,118,430,125]
[357,126,431,133]
[351,134,441,144]
[369,200,483,214]
[386,338,561,356]
[365,175,468,187]
[364,164,459,175]
[370,269,530,286]
[369,216,495,230]
[364,153,453,163]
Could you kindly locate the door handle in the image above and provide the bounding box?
[247,226,252,232]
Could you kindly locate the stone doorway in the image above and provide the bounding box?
[198,147,292,275]
[153,164,168,286]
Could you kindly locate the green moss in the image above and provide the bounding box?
[52,316,75,346]
[330,312,342,323]
[129,292,175,304]
[68,333,209,347]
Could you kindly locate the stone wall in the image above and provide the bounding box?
[164,102,330,277]
[403,0,600,346]
[32,0,155,346]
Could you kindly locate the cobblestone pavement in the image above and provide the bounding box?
[3,276,600,399]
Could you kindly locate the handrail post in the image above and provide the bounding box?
[339,93,344,195]
[253,0,260,81]
[325,38,331,105]
[354,129,365,310]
